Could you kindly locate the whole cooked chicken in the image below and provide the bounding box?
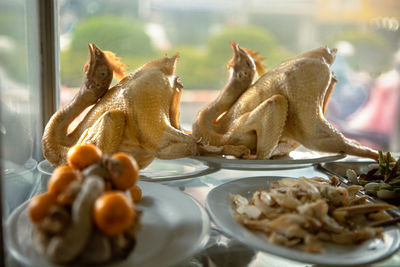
[43,44,197,169]
[192,43,380,160]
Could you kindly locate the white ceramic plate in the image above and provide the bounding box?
[206,176,400,266]
[36,159,53,175]
[139,158,219,182]
[38,158,219,182]
[194,149,345,170]
[6,181,210,267]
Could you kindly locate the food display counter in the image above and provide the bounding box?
[4,153,400,267]
[1,2,399,266]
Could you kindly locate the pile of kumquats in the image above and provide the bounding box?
[27,144,142,264]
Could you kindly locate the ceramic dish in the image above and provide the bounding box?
[206,176,400,266]
[194,149,345,170]
[6,181,210,267]
[38,158,219,182]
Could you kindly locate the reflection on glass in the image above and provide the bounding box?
[58,0,400,152]
[0,0,40,217]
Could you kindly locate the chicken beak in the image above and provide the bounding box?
[88,43,104,63]
[230,41,238,51]
[230,41,240,59]
[91,43,101,57]
[83,43,95,75]
[88,43,94,62]
[84,43,109,82]
[227,42,241,70]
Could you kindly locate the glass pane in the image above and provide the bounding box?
[58,0,400,153]
[0,0,41,216]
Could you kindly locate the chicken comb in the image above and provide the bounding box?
[103,50,127,80]
[243,48,267,76]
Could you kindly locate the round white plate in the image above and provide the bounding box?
[38,158,219,182]
[206,176,400,266]
[139,158,219,182]
[37,159,53,175]
[6,181,210,267]
[194,149,345,170]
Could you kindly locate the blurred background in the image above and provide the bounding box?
[1,0,400,169]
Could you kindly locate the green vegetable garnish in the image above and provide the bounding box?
[379,184,393,190]
[394,188,400,193]
[358,151,400,198]
[365,190,377,196]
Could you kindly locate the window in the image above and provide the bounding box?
[0,0,42,216]
[58,0,400,151]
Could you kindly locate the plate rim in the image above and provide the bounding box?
[139,159,220,182]
[4,158,38,177]
[133,181,211,267]
[6,181,210,267]
[205,176,400,266]
[36,159,53,176]
[38,158,220,182]
[193,152,346,170]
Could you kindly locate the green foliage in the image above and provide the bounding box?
[157,25,295,89]
[0,11,28,83]
[326,30,392,74]
[61,50,152,87]
[0,12,25,41]
[60,50,85,87]
[69,15,154,56]
[170,46,216,89]
[61,18,294,89]
[61,15,155,87]
[204,25,294,88]
[0,43,28,83]
[208,25,278,62]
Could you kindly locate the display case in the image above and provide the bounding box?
[1,0,400,266]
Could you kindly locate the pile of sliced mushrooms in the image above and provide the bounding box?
[231,176,395,253]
